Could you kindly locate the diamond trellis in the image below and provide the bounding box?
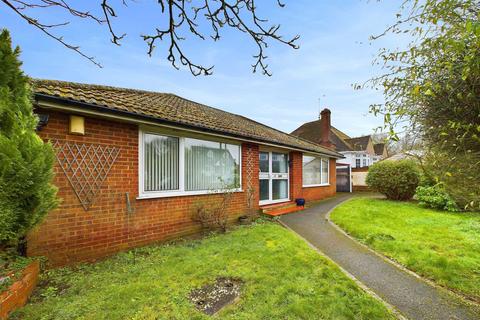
[53,140,120,211]
[245,145,254,189]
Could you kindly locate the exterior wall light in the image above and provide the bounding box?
[69,115,85,135]
[36,114,49,131]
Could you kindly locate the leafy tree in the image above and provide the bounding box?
[1,0,299,76]
[0,29,58,250]
[366,0,480,210]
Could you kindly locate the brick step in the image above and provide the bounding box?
[261,201,296,212]
[261,202,304,216]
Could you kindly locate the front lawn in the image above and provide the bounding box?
[330,198,480,301]
[13,222,394,319]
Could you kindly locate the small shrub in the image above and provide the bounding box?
[366,160,420,200]
[191,184,235,233]
[415,184,459,212]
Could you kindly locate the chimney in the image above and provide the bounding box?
[320,108,334,148]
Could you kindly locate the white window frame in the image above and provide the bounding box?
[138,129,242,199]
[258,151,290,206]
[302,155,330,188]
[355,158,361,168]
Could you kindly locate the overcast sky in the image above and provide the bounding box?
[1,0,404,137]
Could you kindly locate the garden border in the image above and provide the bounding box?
[0,260,40,319]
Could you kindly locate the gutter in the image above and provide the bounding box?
[35,94,344,159]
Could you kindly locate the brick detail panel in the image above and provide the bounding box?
[289,151,303,200]
[0,261,40,320]
[30,111,259,266]
[243,143,260,206]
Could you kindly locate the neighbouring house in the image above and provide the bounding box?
[30,79,343,266]
[373,143,388,163]
[291,108,389,191]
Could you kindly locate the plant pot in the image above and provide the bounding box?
[238,216,250,225]
[295,198,305,206]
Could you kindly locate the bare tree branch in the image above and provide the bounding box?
[2,0,103,67]
[101,0,125,45]
[2,0,300,76]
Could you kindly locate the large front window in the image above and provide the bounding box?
[184,138,241,191]
[144,134,180,191]
[141,131,241,197]
[302,155,329,187]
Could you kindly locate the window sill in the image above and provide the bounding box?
[302,184,330,188]
[137,188,243,200]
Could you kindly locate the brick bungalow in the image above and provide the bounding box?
[30,79,343,266]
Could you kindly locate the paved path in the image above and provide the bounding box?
[280,194,480,320]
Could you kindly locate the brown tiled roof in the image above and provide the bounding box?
[374,143,386,156]
[345,136,371,151]
[331,126,350,141]
[32,79,342,158]
[291,120,353,152]
[330,128,353,152]
[291,119,323,145]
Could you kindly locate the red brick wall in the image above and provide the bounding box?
[29,111,259,266]
[29,110,335,265]
[0,261,40,320]
[289,151,304,200]
[290,152,336,202]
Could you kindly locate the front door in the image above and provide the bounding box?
[259,151,289,205]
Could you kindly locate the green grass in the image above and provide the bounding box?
[330,198,480,301]
[13,222,394,320]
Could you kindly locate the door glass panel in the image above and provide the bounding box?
[272,179,288,200]
[259,152,269,173]
[272,153,288,173]
[259,179,269,201]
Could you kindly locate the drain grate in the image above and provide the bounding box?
[189,277,243,315]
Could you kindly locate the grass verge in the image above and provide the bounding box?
[330,197,480,302]
[13,222,394,320]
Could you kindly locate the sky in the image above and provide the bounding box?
[1,0,405,137]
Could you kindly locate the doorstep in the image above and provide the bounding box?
[260,201,305,217]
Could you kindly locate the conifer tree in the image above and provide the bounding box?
[0,29,58,250]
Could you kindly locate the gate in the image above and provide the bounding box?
[336,164,351,192]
